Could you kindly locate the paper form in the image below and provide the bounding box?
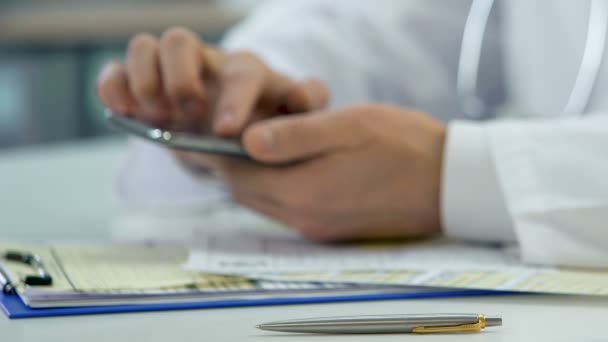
[186,229,520,272]
[2,241,452,309]
[0,243,255,293]
[185,229,608,296]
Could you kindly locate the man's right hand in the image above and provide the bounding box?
[96,27,330,137]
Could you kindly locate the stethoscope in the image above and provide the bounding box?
[458,0,608,119]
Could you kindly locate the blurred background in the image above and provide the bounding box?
[0,0,261,149]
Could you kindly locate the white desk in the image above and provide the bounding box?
[1,139,607,342]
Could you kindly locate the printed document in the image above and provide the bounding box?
[185,229,608,296]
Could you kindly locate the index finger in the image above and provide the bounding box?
[158,27,210,130]
[213,52,270,137]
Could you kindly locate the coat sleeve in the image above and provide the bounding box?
[222,0,500,118]
[444,113,608,268]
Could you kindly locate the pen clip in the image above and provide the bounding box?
[412,315,486,334]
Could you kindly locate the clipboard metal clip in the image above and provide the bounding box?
[1,250,53,291]
[0,267,16,294]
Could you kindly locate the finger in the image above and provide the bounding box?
[242,109,365,164]
[96,61,137,115]
[282,79,330,113]
[213,52,268,137]
[126,33,170,125]
[159,27,207,130]
[230,188,342,242]
[229,188,282,216]
[173,150,222,174]
[188,154,290,203]
[175,149,311,211]
[230,189,303,228]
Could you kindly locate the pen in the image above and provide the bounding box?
[257,313,502,334]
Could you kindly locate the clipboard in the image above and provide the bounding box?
[0,244,515,319]
[0,284,508,319]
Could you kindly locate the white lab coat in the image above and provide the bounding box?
[120,0,608,268]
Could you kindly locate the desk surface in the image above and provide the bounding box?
[1,139,607,342]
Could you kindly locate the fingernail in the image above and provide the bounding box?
[260,127,275,149]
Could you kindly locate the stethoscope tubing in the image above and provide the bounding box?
[458,0,608,118]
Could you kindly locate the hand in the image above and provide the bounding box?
[177,104,447,241]
[96,27,329,136]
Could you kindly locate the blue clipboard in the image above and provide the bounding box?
[1,287,512,319]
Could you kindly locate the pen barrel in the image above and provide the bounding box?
[259,314,500,334]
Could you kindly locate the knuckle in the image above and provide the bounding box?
[223,65,262,85]
[222,67,250,84]
[160,26,195,49]
[131,79,159,98]
[234,50,258,60]
[128,33,157,55]
[166,78,199,102]
[223,51,266,81]
[232,50,264,67]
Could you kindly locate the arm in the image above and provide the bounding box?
[109,0,494,206]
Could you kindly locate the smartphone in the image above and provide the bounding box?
[105,109,250,159]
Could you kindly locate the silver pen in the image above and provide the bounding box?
[257,313,502,334]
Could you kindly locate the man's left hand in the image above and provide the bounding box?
[177,104,446,241]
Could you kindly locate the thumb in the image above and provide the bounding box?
[242,109,363,164]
